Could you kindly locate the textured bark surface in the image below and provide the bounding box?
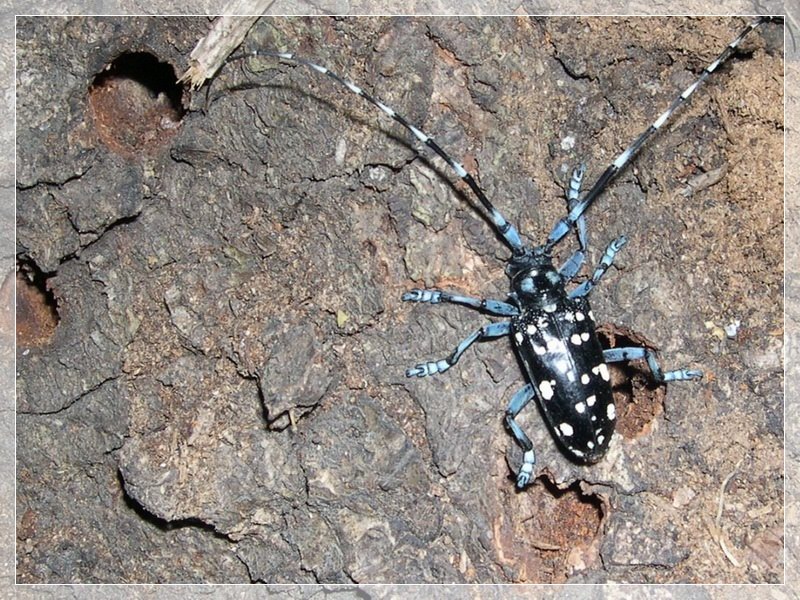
[16,16,783,583]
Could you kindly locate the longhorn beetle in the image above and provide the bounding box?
[224,17,780,488]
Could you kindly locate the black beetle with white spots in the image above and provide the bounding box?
[224,17,781,489]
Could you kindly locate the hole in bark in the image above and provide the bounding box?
[502,477,605,581]
[88,52,185,158]
[533,476,604,542]
[17,260,59,348]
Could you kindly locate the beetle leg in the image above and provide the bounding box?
[569,235,628,298]
[603,347,703,382]
[559,165,589,281]
[405,321,511,377]
[559,249,584,281]
[568,163,589,254]
[505,383,537,488]
[402,289,519,317]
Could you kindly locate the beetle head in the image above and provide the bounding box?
[507,249,561,303]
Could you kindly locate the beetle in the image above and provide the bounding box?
[225,16,779,487]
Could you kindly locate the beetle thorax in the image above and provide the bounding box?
[509,257,564,308]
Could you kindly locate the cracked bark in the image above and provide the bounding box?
[16,16,783,584]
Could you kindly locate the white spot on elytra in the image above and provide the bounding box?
[539,380,555,400]
[570,334,582,345]
[575,311,585,321]
[547,339,563,353]
[598,363,610,381]
[543,303,557,313]
[592,364,610,381]
[597,434,605,445]
[581,373,590,384]
[556,359,569,374]
[559,422,574,436]
[526,324,537,335]
[575,402,586,414]
[607,403,616,420]
[580,332,590,342]
[533,344,546,355]
[587,441,595,449]
[586,394,596,407]
[515,332,524,343]
[588,310,595,321]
